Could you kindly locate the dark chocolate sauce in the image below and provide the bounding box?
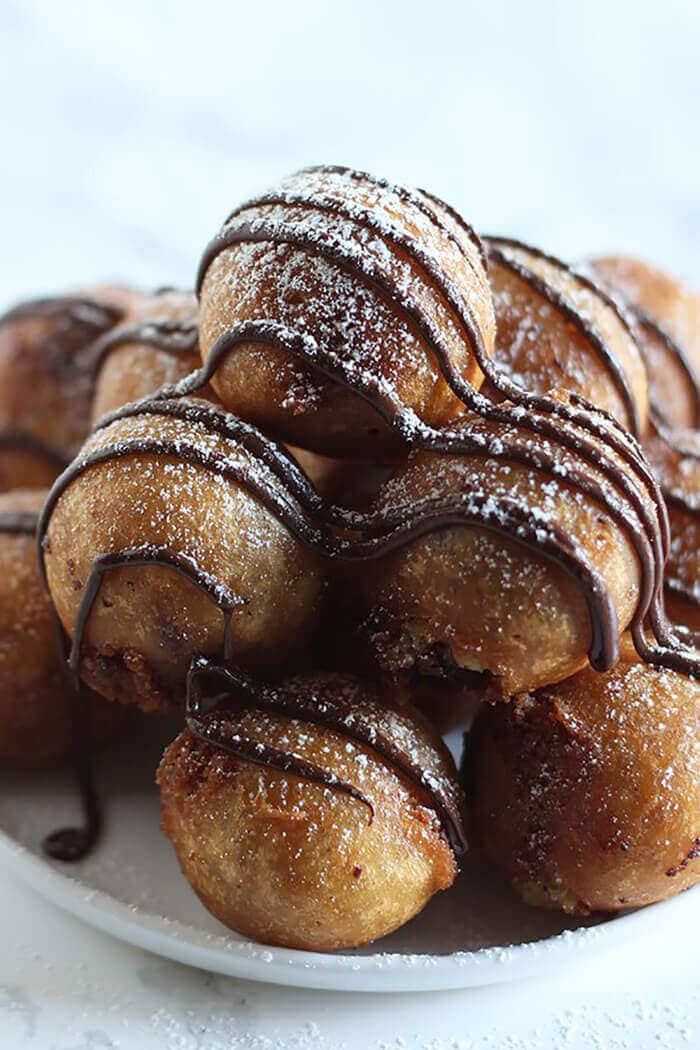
[187,658,466,852]
[0,294,125,472]
[82,318,199,378]
[42,672,100,863]
[186,661,376,827]
[485,238,643,436]
[0,296,121,333]
[0,430,69,470]
[0,509,40,535]
[632,309,700,429]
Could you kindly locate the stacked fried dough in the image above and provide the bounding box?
[1,167,698,950]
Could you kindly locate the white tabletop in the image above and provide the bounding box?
[1,866,698,1049]
[1,1,699,1046]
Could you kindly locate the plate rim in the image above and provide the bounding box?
[2,826,698,993]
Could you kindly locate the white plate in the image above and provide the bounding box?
[0,714,697,993]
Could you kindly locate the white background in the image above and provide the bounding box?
[1,0,699,301]
[0,1,699,1046]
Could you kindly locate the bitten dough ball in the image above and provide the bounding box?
[469,642,700,913]
[43,401,326,711]
[0,489,122,765]
[360,407,643,698]
[198,166,495,457]
[158,672,461,950]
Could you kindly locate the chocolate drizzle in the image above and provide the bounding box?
[0,509,39,535]
[35,542,247,864]
[37,166,700,861]
[0,430,69,470]
[633,308,700,429]
[485,238,644,436]
[82,318,200,378]
[186,660,376,829]
[0,294,124,468]
[0,295,199,471]
[41,673,100,863]
[187,658,466,852]
[0,296,121,333]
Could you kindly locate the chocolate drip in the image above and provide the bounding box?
[37,546,245,863]
[186,661,375,826]
[633,309,700,429]
[83,319,199,377]
[187,658,466,852]
[486,238,642,436]
[0,510,39,535]
[0,430,69,469]
[0,295,123,471]
[0,295,121,333]
[42,674,100,863]
[300,164,488,270]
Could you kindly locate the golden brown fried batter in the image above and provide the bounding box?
[0,286,131,491]
[158,672,461,950]
[360,405,643,697]
[486,240,648,433]
[0,489,122,765]
[590,255,700,426]
[92,289,201,421]
[469,640,700,913]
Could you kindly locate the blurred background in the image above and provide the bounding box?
[0,0,698,301]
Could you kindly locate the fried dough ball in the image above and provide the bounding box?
[645,428,700,633]
[360,407,644,698]
[158,672,461,950]
[469,641,700,913]
[91,289,201,421]
[0,286,130,491]
[590,256,700,379]
[42,401,326,712]
[0,489,122,766]
[484,239,649,434]
[198,166,495,457]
